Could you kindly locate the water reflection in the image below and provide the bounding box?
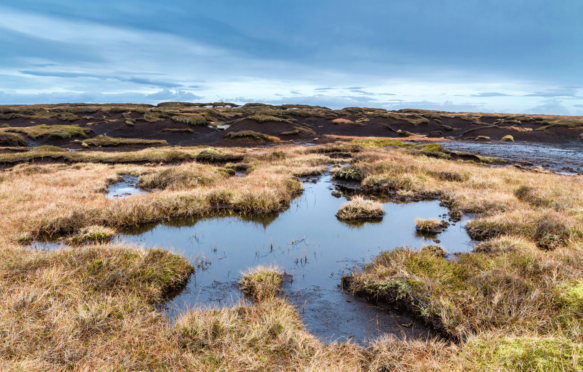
[117,172,475,343]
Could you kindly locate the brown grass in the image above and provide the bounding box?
[336,196,385,219]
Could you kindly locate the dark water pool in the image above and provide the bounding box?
[438,141,583,174]
[114,171,474,343]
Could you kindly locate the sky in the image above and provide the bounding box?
[1,0,582,114]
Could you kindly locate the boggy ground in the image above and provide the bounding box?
[1,138,583,370]
[2,102,583,154]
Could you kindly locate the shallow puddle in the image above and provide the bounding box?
[115,172,474,343]
[107,175,146,199]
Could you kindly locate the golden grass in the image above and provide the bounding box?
[224,130,281,142]
[336,196,385,219]
[0,131,27,146]
[415,218,448,232]
[4,124,91,139]
[78,135,168,147]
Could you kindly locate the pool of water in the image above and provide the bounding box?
[115,171,474,343]
[107,175,146,199]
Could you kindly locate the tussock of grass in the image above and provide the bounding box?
[224,130,281,142]
[79,135,168,147]
[280,125,317,136]
[502,134,514,141]
[57,112,79,121]
[71,225,116,244]
[421,245,447,257]
[246,114,295,124]
[196,147,245,162]
[0,131,27,147]
[332,118,360,125]
[475,135,491,141]
[171,115,207,126]
[347,245,583,343]
[336,196,385,220]
[138,163,228,190]
[239,265,282,300]
[6,124,91,139]
[415,218,448,232]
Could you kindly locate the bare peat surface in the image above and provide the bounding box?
[437,141,583,174]
[114,172,474,344]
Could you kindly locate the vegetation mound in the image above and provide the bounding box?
[79,135,168,147]
[239,265,282,300]
[224,130,281,142]
[0,131,27,147]
[336,196,385,220]
[6,124,91,139]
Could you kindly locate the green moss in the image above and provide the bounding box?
[246,115,295,124]
[334,167,364,181]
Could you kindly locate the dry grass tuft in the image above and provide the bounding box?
[336,196,385,220]
[415,218,449,232]
[238,265,282,300]
[225,130,281,142]
[78,135,168,147]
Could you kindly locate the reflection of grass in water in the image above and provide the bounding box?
[337,217,383,229]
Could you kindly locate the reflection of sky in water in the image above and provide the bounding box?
[115,172,473,344]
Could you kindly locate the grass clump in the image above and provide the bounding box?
[398,130,415,137]
[415,218,449,232]
[6,124,91,139]
[162,128,194,133]
[475,135,491,141]
[172,115,207,126]
[195,147,245,163]
[280,125,317,136]
[0,131,27,147]
[225,130,281,142]
[33,145,66,152]
[238,265,283,301]
[138,163,228,190]
[502,134,514,141]
[79,135,168,147]
[346,245,583,342]
[421,245,447,257]
[71,225,116,244]
[246,114,295,124]
[336,196,385,220]
[57,112,79,121]
[334,166,365,181]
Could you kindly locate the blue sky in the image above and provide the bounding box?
[1,0,582,114]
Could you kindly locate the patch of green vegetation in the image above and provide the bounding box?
[71,226,116,244]
[351,138,414,149]
[5,124,92,139]
[143,113,162,122]
[239,266,282,300]
[196,147,245,163]
[224,130,280,142]
[57,112,79,122]
[78,135,168,147]
[398,130,415,137]
[502,134,514,142]
[334,167,364,181]
[33,145,66,153]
